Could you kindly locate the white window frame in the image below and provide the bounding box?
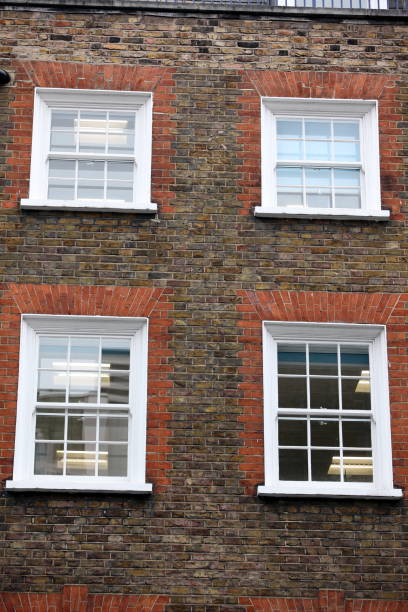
[6,315,152,494]
[258,321,402,499]
[21,88,157,214]
[255,97,389,221]
[276,0,388,8]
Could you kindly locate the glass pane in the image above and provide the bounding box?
[77,182,104,200]
[334,141,360,162]
[100,417,128,442]
[305,140,331,161]
[333,121,359,140]
[101,372,129,404]
[68,371,98,403]
[50,131,76,152]
[37,371,67,403]
[78,112,107,153]
[108,132,134,155]
[306,191,331,209]
[34,443,64,475]
[107,161,134,181]
[277,190,303,207]
[335,191,360,209]
[277,344,306,375]
[276,167,302,187]
[109,112,135,133]
[78,160,104,180]
[342,378,371,411]
[79,111,107,131]
[312,450,340,481]
[101,338,130,371]
[278,377,307,409]
[311,419,339,447]
[342,419,371,448]
[51,110,77,130]
[35,415,65,440]
[277,140,302,161]
[310,378,339,410]
[98,444,127,476]
[305,168,331,187]
[305,120,330,140]
[39,337,68,369]
[343,450,373,482]
[65,443,97,476]
[276,119,302,138]
[67,415,97,441]
[70,337,99,370]
[278,419,307,446]
[333,169,360,187]
[309,345,338,375]
[340,346,369,377]
[48,159,76,179]
[106,183,133,202]
[48,180,75,201]
[279,449,308,481]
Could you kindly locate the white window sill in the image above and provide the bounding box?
[20,199,158,214]
[254,206,390,221]
[6,479,153,495]
[257,484,403,500]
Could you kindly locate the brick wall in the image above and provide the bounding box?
[0,3,407,609]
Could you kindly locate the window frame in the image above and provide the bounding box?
[255,97,389,221]
[6,315,152,494]
[258,321,402,499]
[21,87,157,214]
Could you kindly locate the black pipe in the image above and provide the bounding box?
[0,70,11,85]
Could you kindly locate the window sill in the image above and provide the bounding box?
[254,206,390,221]
[20,199,158,214]
[257,484,403,500]
[6,479,153,495]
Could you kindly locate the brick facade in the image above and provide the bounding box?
[0,1,407,609]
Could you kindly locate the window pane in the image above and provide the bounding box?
[50,131,76,152]
[343,451,373,482]
[77,182,104,200]
[278,377,307,409]
[65,443,97,476]
[49,160,76,179]
[277,190,303,207]
[51,110,77,130]
[106,183,133,202]
[277,140,302,161]
[276,167,302,187]
[335,191,360,209]
[279,449,308,481]
[108,132,134,155]
[100,417,128,442]
[67,415,97,441]
[101,372,129,404]
[68,371,98,403]
[48,180,75,201]
[34,443,64,475]
[333,121,359,140]
[278,418,307,446]
[340,346,369,377]
[305,120,330,140]
[78,160,104,180]
[101,338,130,371]
[312,450,340,481]
[305,140,330,161]
[342,419,371,448]
[334,141,360,162]
[311,418,339,447]
[309,344,338,375]
[98,444,127,476]
[39,337,68,369]
[37,371,66,402]
[78,112,107,153]
[342,378,371,411]
[306,191,331,209]
[107,161,133,182]
[333,169,360,187]
[305,168,330,187]
[109,112,135,133]
[276,119,302,138]
[35,415,65,441]
[277,344,306,375]
[310,378,339,410]
[70,337,99,370]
